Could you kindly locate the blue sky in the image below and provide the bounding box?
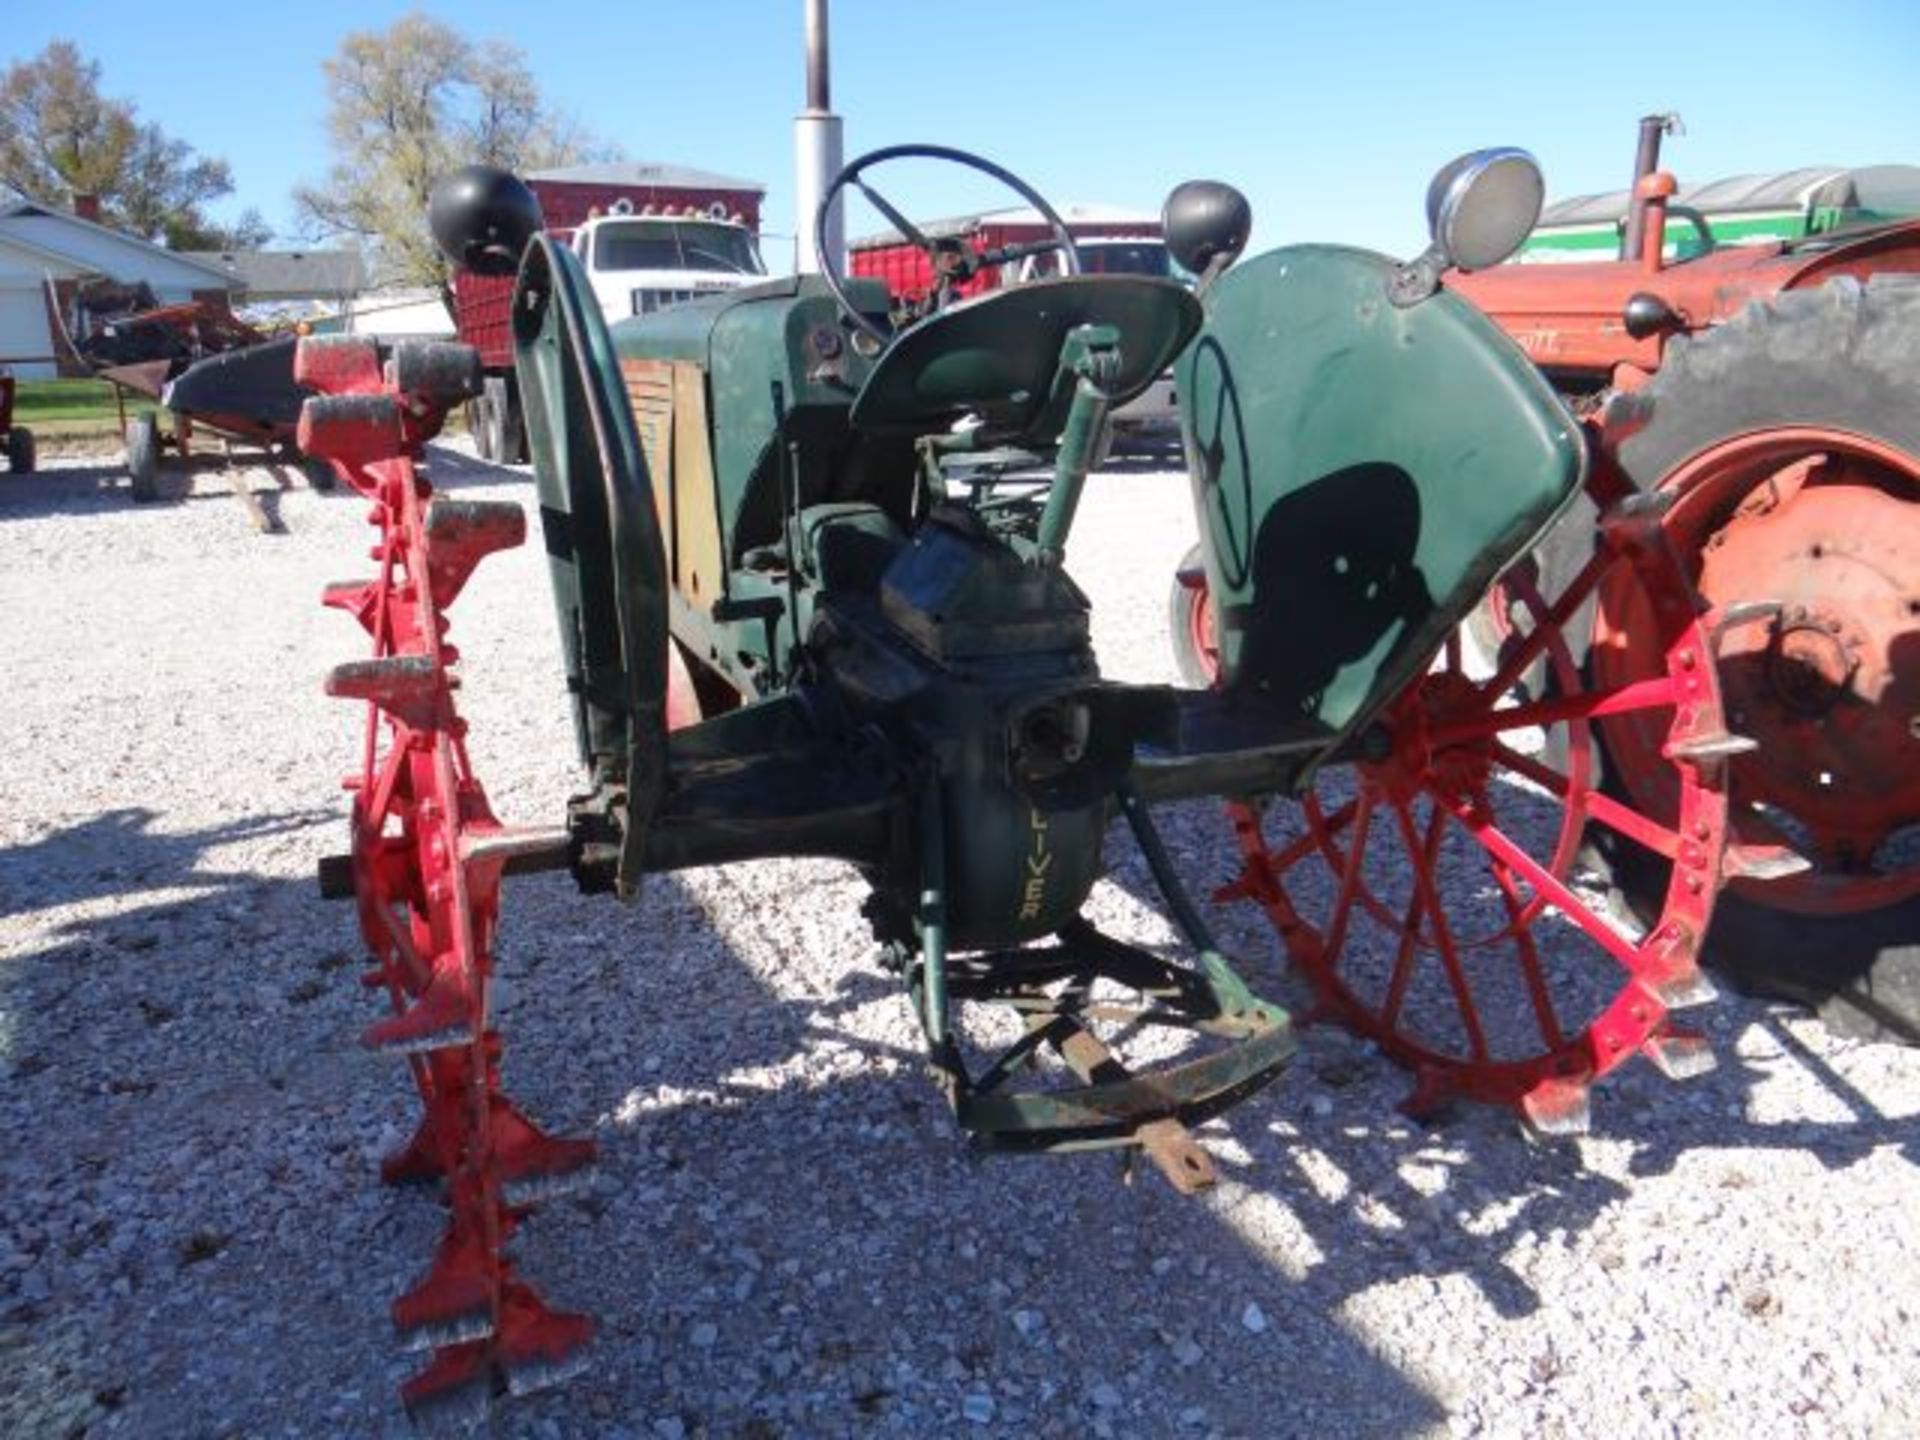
[12,0,1919,266]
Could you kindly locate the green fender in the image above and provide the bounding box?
[1177,244,1585,754]
[512,235,668,896]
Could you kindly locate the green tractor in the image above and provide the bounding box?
[302,143,1738,1424]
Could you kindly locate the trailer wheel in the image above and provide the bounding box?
[6,426,33,475]
[126,413,160,502]
[482,376,523,466]
[467,385,495,462]
[1579,276,1920,1041]
[498,376,525,464]
[301,455,337,492]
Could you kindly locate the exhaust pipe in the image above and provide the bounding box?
[1620,112,1680,262]
[793,0,844,274]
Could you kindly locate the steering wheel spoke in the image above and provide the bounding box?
[853,179,932,252]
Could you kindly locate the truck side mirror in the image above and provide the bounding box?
[1163,181,1251,293]
[429,165,544,277]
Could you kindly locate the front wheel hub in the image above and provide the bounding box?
[1768,613,1858,716]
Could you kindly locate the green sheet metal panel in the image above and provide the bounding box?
[612,274,893,568]
[512,238,669,841]
[1178,244,1583,740]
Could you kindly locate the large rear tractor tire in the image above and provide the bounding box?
[6,426,34,475]
[1586,277,1920,1041]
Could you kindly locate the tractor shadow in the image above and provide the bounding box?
[501,825,1920,1440]
[5,787,1913,1438]
[0,806,328,922]
[483,859,1448,1440]
[0,806,419,1437]
[0,807,1437,1437]
[1091,785,1920,1332]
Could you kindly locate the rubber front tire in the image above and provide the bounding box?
[126,413,160,502]
[301,454,336,492]
[467,385,496,462]
[1599,276,1920,1042]
[7,426,33,474]
[482,375,523,465]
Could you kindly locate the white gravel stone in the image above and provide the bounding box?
[0,442,1915,1440]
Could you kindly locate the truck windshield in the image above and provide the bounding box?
[1077,242,1172,278]
[593,220,765,275]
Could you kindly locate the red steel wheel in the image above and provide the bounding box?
[1220,498,1735,1131]
[1590,278,1920,1039]
[1595,429,1920,914]
[301,336,594,1426]
[1168,541,1222,689]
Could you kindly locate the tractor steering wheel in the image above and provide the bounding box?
[814,144,1082,347]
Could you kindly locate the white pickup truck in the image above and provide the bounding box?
[1015,236,1187,454]
[454,170,770,464]
[570,203,768,323]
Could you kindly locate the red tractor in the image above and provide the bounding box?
[1173,118,1920,1041]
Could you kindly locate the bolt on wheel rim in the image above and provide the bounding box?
[1594,427,1920,916]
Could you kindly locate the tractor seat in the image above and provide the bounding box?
[849,276,1201,449]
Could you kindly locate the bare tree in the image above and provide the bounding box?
[0,40,258,248]
[295,13,607,316]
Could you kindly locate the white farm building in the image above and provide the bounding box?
[0,198,238,378]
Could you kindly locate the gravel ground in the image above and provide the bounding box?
[1,443,1916,1440]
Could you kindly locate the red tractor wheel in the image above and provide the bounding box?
[301,337,595,1426]
[1168,542,1220,689]
[1219,494,1736,1130]
[1585,278,1920,1041]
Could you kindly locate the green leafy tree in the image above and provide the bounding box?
[295,13,608,315]
[0,41,258,248]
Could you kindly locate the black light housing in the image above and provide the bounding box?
[428,165,544,277]
[1162,180,1252,282]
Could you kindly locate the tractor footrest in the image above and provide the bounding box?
[939,921,1294,1182]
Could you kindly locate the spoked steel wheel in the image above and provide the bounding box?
[1595,428,1920,916]
[1221,498,1738,1131]
[300,336,594,1427]
[1542,280,1920,1040]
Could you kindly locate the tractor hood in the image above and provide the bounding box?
[1445,217,1920,374]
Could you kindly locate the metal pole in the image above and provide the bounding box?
[793,0,844,274]
[1620,112,1677,262]
[805,0,830,110]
